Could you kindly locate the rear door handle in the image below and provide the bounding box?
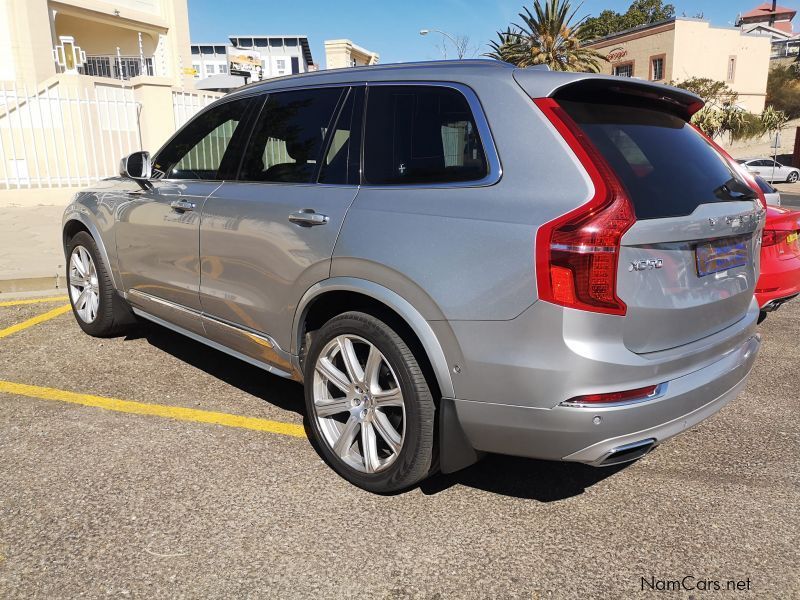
[289,210,329,227]
[170,200,196,212]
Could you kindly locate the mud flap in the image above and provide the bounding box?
[439,398,483,474]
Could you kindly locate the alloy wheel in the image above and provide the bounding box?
[69,245,100,324]
[312,335,406,474]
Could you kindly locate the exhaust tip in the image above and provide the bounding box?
[599,438,656,466]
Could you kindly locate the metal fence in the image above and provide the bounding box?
[0,81,223,190]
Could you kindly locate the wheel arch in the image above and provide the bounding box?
[293,278,455,399]
[62,212,119,290]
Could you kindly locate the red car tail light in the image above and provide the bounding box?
[563,384,661,406]
[534,98,635,316]
[762,230,788,247]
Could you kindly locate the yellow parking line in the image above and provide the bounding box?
[0,380,307,438]
[0,304,72,340]
[0,296,69,307]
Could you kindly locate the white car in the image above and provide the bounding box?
[737,158,800,183]
[753,175,781,206]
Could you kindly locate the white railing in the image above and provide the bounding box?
[172,89,222,129]
[0,81,224,190]
[0,81,141,189]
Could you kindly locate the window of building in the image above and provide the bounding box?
[727,56,737,82]
[238,88,345,183]
[363,86,489,185]
[651,56,664,81]
[192,63,200,78]
[255,38,269,48]
[206,64,215,75]
[613,62,633,77]
[153,97,255,180]
[201,46,214,55]
[219,64,228,74]
[285,38,298,47]
[269,38,283,47]
[214,46,227,55]
[191,46,200,55]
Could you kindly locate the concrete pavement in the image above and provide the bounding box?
[0,295,797,598]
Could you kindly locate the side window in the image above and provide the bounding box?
[363,85,489,185]
[153,97,254,180]
[318,87,364,185]
[238,87,344,183]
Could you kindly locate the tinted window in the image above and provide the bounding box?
[238,88,344,183]
[318,87,363,185]
[153,97,253,180]
[560,101,756,220]
[363,86,488,185]
[754,175,776,194]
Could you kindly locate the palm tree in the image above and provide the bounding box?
[486,0,606,73]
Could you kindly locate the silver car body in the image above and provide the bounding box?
[63,61,763,472]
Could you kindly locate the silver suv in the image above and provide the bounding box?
[62,61,764,492]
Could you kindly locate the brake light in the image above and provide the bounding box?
[563,384,660,406]
[534,98,635,316]
[762,230,787,247]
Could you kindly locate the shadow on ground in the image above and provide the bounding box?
[126,320,630,502]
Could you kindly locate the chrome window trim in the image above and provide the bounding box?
[361,81,502,190]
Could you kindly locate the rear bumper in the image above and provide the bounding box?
[448,333,760,465]
[755,256,800,310]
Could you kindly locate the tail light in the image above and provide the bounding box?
[562,384,662,406]
[762,230,788,247]
[534,98,635,316]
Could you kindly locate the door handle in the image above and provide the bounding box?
[170,200,196,212]
[289,209,329,227]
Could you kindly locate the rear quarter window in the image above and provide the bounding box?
[560,101,755,220]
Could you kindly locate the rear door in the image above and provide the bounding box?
[199,85,363,356]
[559,100,762,353]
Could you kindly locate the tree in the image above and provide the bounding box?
[766,64,800,118]
[583,0,675,39]
[672,77,767,141]
[486,0,607,72]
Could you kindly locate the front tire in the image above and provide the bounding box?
[787,171,799,183]
[303,312,435,493]
[65,231,135,337]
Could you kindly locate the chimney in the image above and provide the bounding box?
[769,0,777,27]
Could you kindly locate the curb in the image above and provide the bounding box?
[0,275,62,295]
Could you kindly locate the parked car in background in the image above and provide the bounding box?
[756,206,800,320]
[754,175,781,206]
[738,158,800,183]
[63,62,764,492]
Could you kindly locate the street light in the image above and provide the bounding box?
[419,29,463,59]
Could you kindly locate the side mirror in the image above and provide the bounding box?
[120,151,153,190]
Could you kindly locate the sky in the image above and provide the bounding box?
[187,0,798,66]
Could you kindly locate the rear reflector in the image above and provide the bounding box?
[563,384,660,406]
[534,98,635,316]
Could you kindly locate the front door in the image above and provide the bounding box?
[116,95,258,333]
[199,86,363,360]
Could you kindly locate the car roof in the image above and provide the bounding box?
[224,59,702,110]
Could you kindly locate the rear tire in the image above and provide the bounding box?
[303,311,435,493]
[65,231,135,337]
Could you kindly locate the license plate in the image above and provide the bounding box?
[787,232,799,245]
[695,236,748,277]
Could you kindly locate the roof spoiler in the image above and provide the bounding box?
[513,70,704,121]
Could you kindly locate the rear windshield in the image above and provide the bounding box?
[560,101,756,220]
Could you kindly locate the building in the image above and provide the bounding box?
[0,0,192,85]
[324,39,379,69]
[736,3,800,61]
[737,3,796,34]
[587,18,772,113]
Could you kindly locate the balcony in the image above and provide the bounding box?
[80,55,156,80]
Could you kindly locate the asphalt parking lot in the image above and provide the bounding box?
[0,295,798,598]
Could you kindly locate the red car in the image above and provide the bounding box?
[756,205,800,319]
